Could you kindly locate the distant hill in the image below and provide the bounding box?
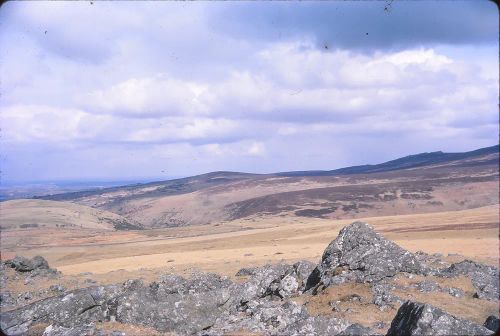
[0,199,143,231]
[276,144,499,177]
[32,144,499,228]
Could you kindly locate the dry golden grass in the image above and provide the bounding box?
[1,205,498,335]
[293,283,396,332]
[1,205,498,279]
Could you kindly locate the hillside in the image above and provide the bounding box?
[0,199,142,231]
[277,145,499,176]
[33,145,499,228]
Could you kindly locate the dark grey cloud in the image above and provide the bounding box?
[209,1,498,51]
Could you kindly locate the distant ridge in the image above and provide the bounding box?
[34,144,498,201]
[276,144,499,177]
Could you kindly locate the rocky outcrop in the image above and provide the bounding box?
[5,256,50,273]
[1,222,498,336]
[205,299,354,336]
[439,260,499,300]
[0,272,355,336]
[1,285,120,335]
[236,261,316,299]
[3,256,59,280]
[306,222,423,291]
[386,301,493,335]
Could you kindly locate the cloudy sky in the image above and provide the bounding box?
[0,1,498,182]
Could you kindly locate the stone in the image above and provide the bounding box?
[50,284,67,293]
[259,261,316,299]
[205,299,351,335]
[32,256,50,270]
[483,315,499,333]
[386,301,493,335]
[108,274,235,334]
[371,281,403,310]
[237,263,295,299]
[439,260,499,300]
[445,287,464,298]
[415,280,440,293]
[4,256,39,272]
[42,323,95,336]
[338,323,377,335]
[1,285,120,335]
[0,292,16,307]
[306,222,423,290]
[292,260,316,282]
[235,267,257,277]
[3,256,58,278]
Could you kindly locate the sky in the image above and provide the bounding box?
[0,1,498,182]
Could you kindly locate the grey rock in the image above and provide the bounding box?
[50,284,67,293]
[306,222,423,290]
[0,292,16,307]
[373,321,386,329]
[3,256,59,281]
[387,301,493,335]
[292,260,316,282]
[275,273,300,298]
[413,251,448,273]
[204,299,351,336]
[110,276,233,334]
[415,280,440,293]
[237,263,295,299]
[42,323,95,336]
[284,315,351,336]
[439,260,499,300]
[484,315,499,333]
[1,285,121,335]
[110,331,125,336]
[32,256,50,270]
[371,282,404,310]
[1,274,238,335]
[258,261,315,299]
[235,267,257,277]
[5,255,48,273]
[445,287,464,298]
[0,273,7,289]
[18,291,33,301]
[338,323,377,335]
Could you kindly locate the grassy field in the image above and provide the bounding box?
[1,204,498,279]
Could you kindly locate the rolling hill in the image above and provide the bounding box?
[0,199,142,231]
[30,144,498,229]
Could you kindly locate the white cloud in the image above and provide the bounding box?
[0,2,497,181]
[247,141,265,156]
[81,75,210,118]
